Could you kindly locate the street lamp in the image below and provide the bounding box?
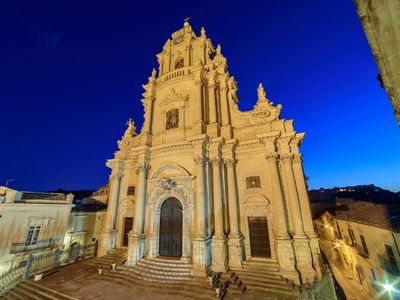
[383,283,394,293]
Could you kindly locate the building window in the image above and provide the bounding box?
[166,109,179,130]
[371,268,376,281]
[25,225,41,245]
[348,228,356,245]
[127,186,135,196]
[336,224,342,239]
[74,217,84,232]
[385,244,399,272]
[246,176,261,189]
[360,235,369,256]
[175,58,184,69]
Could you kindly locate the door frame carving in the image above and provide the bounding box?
[147,176,194,262]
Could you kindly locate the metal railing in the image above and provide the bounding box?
[0,242,97,296]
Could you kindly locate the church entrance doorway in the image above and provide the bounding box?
[123,217,133,247]
[248,217,271,258]
[159,197,182,257]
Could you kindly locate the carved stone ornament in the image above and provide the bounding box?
[118,118,138,150]
[252,84,281,122]
[136,163,151,174]
[160,88,189,107]
[166,108,179,130]
[160,178,177,190]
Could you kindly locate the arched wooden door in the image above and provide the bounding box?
[159,198,182,257]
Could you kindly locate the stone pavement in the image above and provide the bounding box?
[319,239,372,300]
[17,256,290,300]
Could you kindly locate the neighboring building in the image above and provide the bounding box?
[354,0,400,125]
[63,196,107,254]
[99,20,321,285]
[0,187,74,273]
[316,201,400,298]
[91,183,109,204]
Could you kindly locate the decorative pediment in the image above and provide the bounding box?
[159,88,189,108]
[150,164,191,180]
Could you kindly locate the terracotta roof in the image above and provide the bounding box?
[21,192,66,201]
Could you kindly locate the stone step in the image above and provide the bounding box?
[134,264,191,276]
[234,273,292,287]
[235,269,283,280]
[99,272,217,299]
[142,257,191,267]
[119,268,193,282]
[245,283,299,297]
[20,281,78,300]
[137,260,191,271]
[5,291,23,300]
[241,263,281,271]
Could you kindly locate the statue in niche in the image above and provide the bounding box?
[166,108,179,130]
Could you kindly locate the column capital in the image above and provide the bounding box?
[292,153,303,164]
[136,163,151,174]
[210,157,223,167]
[280,153,294,163]
[194,155,208,166]
[265,152,279,161]
[110,171,124,181]
[225,158,237,167]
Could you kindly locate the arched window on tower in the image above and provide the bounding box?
[175,58,184,69]
[166,108,179,130]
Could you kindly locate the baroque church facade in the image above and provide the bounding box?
[99,21,321,284]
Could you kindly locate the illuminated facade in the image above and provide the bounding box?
[99,21,321,284]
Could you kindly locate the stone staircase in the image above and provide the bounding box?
[85,248,127,269]
[100,257,219,299]
[232,260,300,299]
[0,281,78,300]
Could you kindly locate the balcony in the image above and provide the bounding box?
[158,67,191,83]
[9,239,52,254]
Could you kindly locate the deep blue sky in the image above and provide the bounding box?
[1,1,399,192]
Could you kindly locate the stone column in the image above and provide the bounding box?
[280,154,316,283]
[265,153,289,239]
[143,98,155,134]
[211,158,228,272]
[265,152,299,283]
[194,78,204,135]
[292,153,321,281]
[99,170,123,256]
[225,158,244,268]
[209,82,217,124]
[280,154,306,239]
[191,155,211,275]
[125,163,150,266]
[292,154,315,238]
[220,82,230,126]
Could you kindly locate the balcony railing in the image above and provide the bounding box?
[158,67,191,83]
[9,239,52,254]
